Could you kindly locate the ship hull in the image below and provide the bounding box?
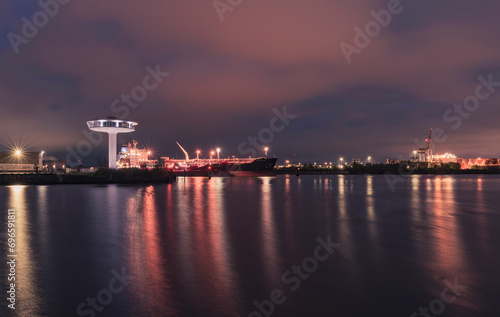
[171,163,231,177]
[166,158,277,177]
[228,158,277,176]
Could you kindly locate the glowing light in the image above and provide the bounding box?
[434,153,457,159]
[2,132,33,162]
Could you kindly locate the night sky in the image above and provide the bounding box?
[1,0,500,165]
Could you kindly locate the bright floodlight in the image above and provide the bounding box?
[87,117,138,169]
[15,150,21,156]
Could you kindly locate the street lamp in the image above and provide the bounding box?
[340,157,344,165]
[216,148,220,160]
[264,147,269,157]
[368,156,372,164]
[14,149,22,163]
[196,150,200,160]
[210,151,215,160]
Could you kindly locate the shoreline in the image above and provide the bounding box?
[0,170,176,185]
[276,170,500,175]
[2,170,500,186]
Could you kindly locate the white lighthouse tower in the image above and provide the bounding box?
[86,117,138,169]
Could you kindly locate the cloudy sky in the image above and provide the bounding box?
[1,0,500,164]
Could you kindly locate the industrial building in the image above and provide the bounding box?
[42,160,67,173]
[0,152,42,172]
[386,129,500,169]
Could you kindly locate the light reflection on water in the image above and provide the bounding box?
[8,185,42,316]
[0,175,499,316]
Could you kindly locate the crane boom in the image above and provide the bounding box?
[426,128,433,150]
[176,142,190,161]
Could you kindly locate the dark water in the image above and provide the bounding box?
[1,175,500,317]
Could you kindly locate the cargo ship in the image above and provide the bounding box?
[118,141,277,176]
[161,143,277,177]
[162,156,278,177]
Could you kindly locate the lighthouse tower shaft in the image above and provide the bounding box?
[108,132,118,169]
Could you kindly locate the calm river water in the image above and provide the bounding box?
[1,175,499,316]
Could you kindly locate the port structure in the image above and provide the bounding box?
[416,128,433,162]
[87,117,138,169]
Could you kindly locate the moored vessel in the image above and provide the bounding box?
[117,141,278,176]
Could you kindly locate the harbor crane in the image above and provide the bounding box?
[417,129,433,162]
